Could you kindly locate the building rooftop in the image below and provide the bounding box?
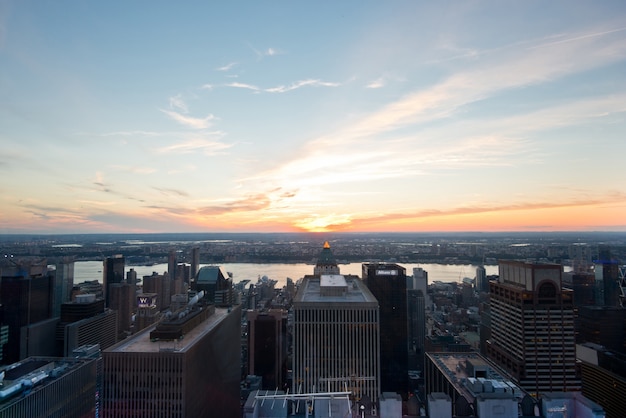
[0,357,94,405]
[427,352,524,403]
[106,306,232,353]
[294,275,378,305]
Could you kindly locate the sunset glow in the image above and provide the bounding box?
[1,2,625,234]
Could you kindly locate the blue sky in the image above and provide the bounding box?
[1,1,625,233]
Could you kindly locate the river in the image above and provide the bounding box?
[73,261,499,288]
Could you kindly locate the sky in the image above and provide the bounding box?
[1,1,626,234]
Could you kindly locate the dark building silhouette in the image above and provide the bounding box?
[578,342,626,418]
[594,246,620,307]
[247,309,287,390]
[103,255,124,308]
[168,249,177,281]
[475,265,488,293]
[194,266,233,306]
[191,246,200,281]
[0,259,55,364]
[577,306,626,353]
[486,260,579,395]
[362,262,409,396]
[53,257,74,318]
[407,289,426,371]
[109,283,134,338]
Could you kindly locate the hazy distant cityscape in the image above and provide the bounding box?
[0,232,625,417]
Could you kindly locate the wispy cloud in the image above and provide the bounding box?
[313,193,626,231]
[216,62,237,71]
[225,79,340,93]
[161,109,216,129]
[365,78,386,89]
[230,24,626,219]
[265,79,341,93]
[247,43,284,59]
[225,82,260,91]
[99,130,176,137]
[168,94,188,113]
[157,136,232,156]
[153,187,189,197]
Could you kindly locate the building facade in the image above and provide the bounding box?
[292,274,380,403]
[103,255,125,308]
[0,356,97,418]
[247,309,288,390]
[362,262,409,396]
[486,260,580,395]
[102,303,241,418]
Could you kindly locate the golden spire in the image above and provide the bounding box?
[323,241,330,249]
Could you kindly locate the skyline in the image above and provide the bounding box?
[1,1,626,234]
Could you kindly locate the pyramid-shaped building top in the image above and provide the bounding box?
[314,241,340,276]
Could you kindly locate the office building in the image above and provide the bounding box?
[191,246,200,281]
[142,272,171,311]
[109,282,134,337]
[135,293,160,331]
[194,266,233,306]
[62,309,118,357]
[53,257,74,318]
[407,288,426,371]
[102,300,241,418]
[486,260,580,395]
[362,262,409,395]
[0,259,55,364]
[576,306,626,353]
[0,356,97,418]
[577,342,626,418]
[292,274,380,405]
[58,294,118,356]
[103,255,125,308]
[425,352,533,417]
[247,309,288,390]
[594,246,620,307]
[475,265,488,294]
[168,249,177,281]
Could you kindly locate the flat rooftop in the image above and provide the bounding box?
[427,352,522,402]
[294,275,378,304]
[107,307,232,353]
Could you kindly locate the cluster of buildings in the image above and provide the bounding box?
[0,241,624,417]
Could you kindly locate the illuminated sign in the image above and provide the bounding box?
[376,270,398,275]
[137,294,157,308]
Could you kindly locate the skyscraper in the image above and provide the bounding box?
[594,245,620,307]
[247,309,288,390]
[486,260,579,395]
[362,262,409,396]
[168,249,177,281]
[476,265,488,293]
[194,266,233,306]
[102,302,241,417]
[191,246,200,281]
[103,255,124,308]
[53,257,74,318]
[292,274,380,404]
[0,259,55,364]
